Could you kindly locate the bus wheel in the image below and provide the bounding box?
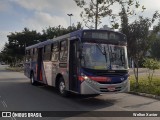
[30,73,37,85]
[58,77,68,97]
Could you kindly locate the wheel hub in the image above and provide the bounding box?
[59,82,65,93]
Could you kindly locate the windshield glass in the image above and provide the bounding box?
[81,42,128,70]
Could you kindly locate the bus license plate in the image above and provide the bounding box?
[108,86,115,91]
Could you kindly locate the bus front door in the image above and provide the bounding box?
[69,40,79,92]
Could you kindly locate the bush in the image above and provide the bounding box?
[143,58,160,85]
[130,75,160,96]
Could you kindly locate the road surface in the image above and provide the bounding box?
[0,65,159,120]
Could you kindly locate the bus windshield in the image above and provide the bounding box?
[81,42,128,70]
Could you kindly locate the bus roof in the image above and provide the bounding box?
[26,29,125,50]
[26,29,83,50]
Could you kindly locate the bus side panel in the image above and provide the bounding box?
[52,62,59,87]
[59,66,69,90]
[52,62,69,90]
[24,62,30,78]
[24,61,37,80]
[43,61,53,86]
[31,61,38,81]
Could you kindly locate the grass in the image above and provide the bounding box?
[6,67,24,72]
[130,75,160,96]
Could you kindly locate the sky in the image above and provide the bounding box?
[0,0,160,51]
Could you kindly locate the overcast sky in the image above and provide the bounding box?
[0,0,160,50]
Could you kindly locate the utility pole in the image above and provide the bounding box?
[95,0,98,29]
[67,14,73,31]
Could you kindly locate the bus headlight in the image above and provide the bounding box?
[84,76,98,85]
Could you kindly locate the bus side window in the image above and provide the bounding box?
[43,45,52,61]
[51,42,59,61]
[33,48,38,61]
[60,40,68,62]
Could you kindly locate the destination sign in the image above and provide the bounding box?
[82,31,126,42]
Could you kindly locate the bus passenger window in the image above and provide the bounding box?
[32,48,38,61]
[43,45,52,61]
[51,42,59,61]
[60,40,68,62]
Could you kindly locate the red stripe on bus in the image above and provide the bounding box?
[78,76,85,81]
[89,76,111,82]
[78,76,111,82]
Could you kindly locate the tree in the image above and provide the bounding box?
[0,43,16,66]
[1,23,83,66]
[74,0,144,29]
[42,22,83,39]
[120,7,160,87]
[151,38,160,60]
[1,28,42,66]
[150,22,160,59]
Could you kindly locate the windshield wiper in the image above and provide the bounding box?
[106,44,112,70]
[96,44,105,55]
[120,49,125,64]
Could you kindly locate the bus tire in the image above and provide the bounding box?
[58,77,68,97]
[30,73,37,85]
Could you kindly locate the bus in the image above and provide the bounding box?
[24,29,129,96]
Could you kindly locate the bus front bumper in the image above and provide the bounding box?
[80,79,130,95]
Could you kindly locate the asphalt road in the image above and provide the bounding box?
[0,65,159,120]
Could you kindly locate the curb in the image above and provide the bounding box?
[129,91,160,100]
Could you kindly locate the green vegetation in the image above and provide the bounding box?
[120,4,160,88]
[143,58,160,84]
[130,75,160,96]
[125,17,156,88]
[150,22,160,59]
[0,23,82,66]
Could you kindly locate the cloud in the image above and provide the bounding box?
[0,1,13,12]
[13,0,81,14]
[12,0,52,11]
[13,0,83,29]
[134,0,160,18]
[6,0,160,32]
[22,11,68,32]
[139,0,160,11]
